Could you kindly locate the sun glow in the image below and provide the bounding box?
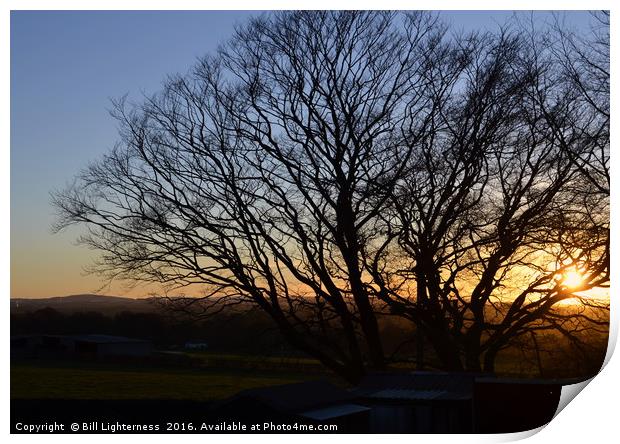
[560,268,586,289]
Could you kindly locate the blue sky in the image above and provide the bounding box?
[10,10,594,298]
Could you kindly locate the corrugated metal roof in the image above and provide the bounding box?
[300,403,371,421]
[355,371,477,401]
[223,380,357,413]
[359,388,472,401]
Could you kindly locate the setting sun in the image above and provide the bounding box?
[561,268,586,289]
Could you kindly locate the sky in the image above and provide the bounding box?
[10,10,594,298]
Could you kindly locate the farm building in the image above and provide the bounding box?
[184,340,209,350]
[213,380,371,432]
[11,334,78,358]
[72,335,152,358]
[354,371,572,433]
[10,334,153,359]
[353,372,478,433]
[214,372,576,433]
[473,376,569,433]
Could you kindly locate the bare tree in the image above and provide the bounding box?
[53,11,609,382]
[548,11,609,195]
[370,15,609,372]
[54,12,446,383]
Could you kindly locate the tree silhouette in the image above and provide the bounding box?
[53,11,609,382]
[373,19,610,372]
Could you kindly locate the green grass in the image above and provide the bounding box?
[11,362,307,400]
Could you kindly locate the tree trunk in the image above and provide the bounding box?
[416,277,425,370]
[424,326,464,371]
[483,349,497,374]
[464,333,483,372]
[338,192,386,370]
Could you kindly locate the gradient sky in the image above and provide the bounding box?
[10,10,593,298]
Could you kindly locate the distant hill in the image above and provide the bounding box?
[10,294,160,315]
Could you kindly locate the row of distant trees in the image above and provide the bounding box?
[11,306,606,378]
[53,11,609,383]
[11,307,277,351]
[12,308,177,345]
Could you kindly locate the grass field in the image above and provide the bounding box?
[183,350,326,372]
[11,360,309,400]
[12,334,604,401]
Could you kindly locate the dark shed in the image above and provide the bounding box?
[474,376,568,433]
[71,334,152,358]
[354,372,479,433]
[215,380,370,432]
